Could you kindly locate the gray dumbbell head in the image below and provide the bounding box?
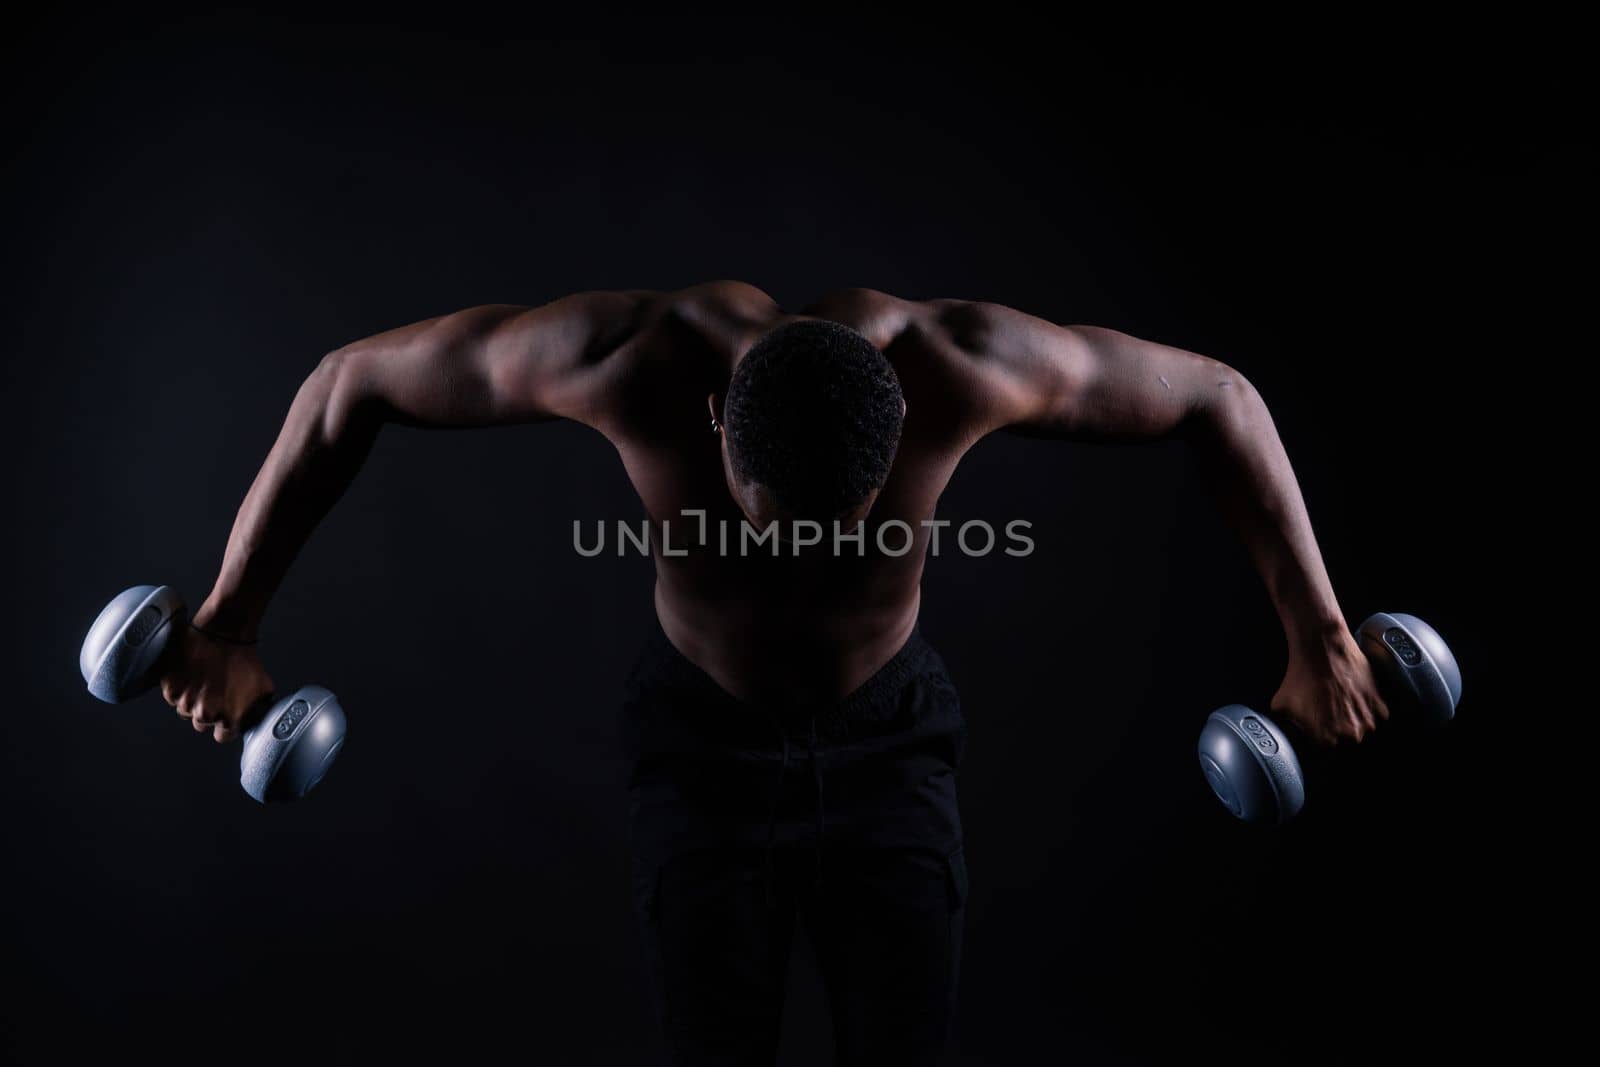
[1198,704,1306,825]
[240,685,348,804]
[1357,612,1461,726]
[80,585,187,703]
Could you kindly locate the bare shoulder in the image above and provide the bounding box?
[663,279,782,335]
[916,296,1068,356]
[519,282,770,371]
[564,282,780,439]
[800,287,1039,352]
[531,281,774,336]
[826,292,1079,444]
[801,286,929,348]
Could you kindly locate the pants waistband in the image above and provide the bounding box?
[624,617,945,746]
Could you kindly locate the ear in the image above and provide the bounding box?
[707,392,723,430]
[900,395,908,419]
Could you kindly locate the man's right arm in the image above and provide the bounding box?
[170,290,649,739]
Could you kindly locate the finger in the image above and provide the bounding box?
[1363,696,1382,730]
[1346,697,1370,737]
[1349,711,1368,743]
[161,678,178,705]
[213,722,236,744]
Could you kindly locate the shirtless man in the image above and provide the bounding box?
[161,282,1388,1065]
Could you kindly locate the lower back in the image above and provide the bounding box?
[651,544,925,707]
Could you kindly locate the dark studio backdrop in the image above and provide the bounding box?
[2,9,1572,1065]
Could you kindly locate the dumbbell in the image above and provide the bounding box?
[79,584,348,803]
[1197,612,1461,825]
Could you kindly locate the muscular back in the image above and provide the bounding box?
[589,283,986,704]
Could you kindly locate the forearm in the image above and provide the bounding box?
[1191,379,1347,654]
[977,304,1366,723]
[196,353,379,638]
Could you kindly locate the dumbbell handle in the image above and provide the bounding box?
[1198,612,1461,825]
[80,584,348,804]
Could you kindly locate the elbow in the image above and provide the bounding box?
[304,348,377,442]
[1184,363,1266,444]
[1205,364,1266,425]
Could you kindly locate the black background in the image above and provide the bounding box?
[2,8,1572,1065]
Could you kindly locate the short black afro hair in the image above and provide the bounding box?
[724,319,904,519]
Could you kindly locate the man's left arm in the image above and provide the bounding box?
[941,299,1387,745]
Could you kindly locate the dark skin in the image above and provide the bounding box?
[164,281,1387,746]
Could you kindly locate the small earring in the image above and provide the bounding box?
[710,416,721,434]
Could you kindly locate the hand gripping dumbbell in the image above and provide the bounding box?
[79,585,348,803]
[1197,612,1461,825]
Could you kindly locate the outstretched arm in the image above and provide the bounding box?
[167,291,648,740]
[942,300,1386,745]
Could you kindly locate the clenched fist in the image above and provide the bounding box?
[1271,631,1391,747]
[159,626,275,743]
